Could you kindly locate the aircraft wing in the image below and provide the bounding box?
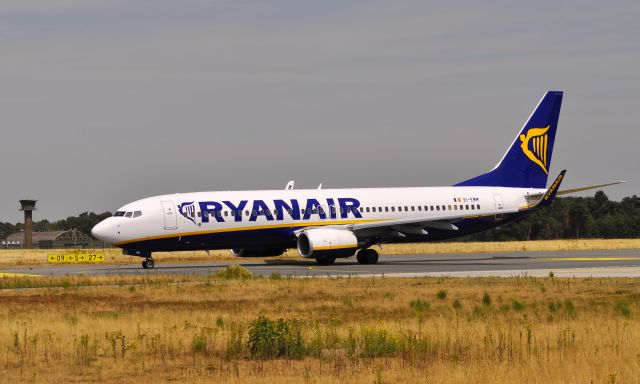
[340,170,566,235]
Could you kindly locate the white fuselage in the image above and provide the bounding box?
[92,186,543,250]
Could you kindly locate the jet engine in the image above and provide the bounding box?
[297,228,358,258]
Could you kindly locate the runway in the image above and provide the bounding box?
[3,249,640,278]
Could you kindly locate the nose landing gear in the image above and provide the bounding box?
[142,258,155,269]
[123,249,154,269]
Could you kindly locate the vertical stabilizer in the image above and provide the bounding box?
[456,91,563,188]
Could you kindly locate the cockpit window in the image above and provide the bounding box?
[114,211,126,217]
[124,212,133,218]
[133,211,142,218]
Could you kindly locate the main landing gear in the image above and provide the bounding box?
[356,249,379,265]
[142,258,155,269]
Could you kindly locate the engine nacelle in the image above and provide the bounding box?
[297,228,358,258]
[231,248,285,257]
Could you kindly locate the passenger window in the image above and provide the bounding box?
[132,211,142,218]
[418,206,422,211]
[448,205,452,210]
[366,207,370,213]
[465,205,469,210]
[442,205,446,211]
[430,206,434,211]
[359,207,363,213]
[301,209,305,214]
[385,207,389,212]
[477,204,481,210]
[391,207,395,212]
[411,206,415,211]
[436,206,440,211]
[454,205,458,210]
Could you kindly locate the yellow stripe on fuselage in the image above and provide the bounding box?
[314,244,357,251]
[114,219,384,246]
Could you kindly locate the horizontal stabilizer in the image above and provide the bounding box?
[528,180,626,200]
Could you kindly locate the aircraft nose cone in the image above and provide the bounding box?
[92,220,114,244]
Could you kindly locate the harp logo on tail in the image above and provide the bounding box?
[519,126,550,174]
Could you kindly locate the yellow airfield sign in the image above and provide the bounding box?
[48,253,105,263]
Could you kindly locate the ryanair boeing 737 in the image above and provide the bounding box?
[92,91,623,269]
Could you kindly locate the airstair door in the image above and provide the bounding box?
[161,201,178,230]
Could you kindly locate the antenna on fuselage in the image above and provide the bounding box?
[285,180,295,190]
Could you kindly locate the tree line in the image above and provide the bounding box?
[0,192,638,241]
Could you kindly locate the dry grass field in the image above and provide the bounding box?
[1,238,639,267]
[1,271,639,383]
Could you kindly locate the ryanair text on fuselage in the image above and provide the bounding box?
[179,197,363,224]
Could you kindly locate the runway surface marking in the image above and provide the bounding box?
[307,266,369,273]
[0,273,39,277]
[408,266,640,278]
[538,257,640,261]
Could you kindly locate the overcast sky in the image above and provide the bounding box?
[1,0,638,223]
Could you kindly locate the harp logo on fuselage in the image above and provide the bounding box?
[519,126,550,174]
[178,197,363,224]
[177,202,197,225]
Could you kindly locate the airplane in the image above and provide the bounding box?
[92,91,623,269]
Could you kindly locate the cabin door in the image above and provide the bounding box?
[161,200,178,230]
[493,194,504,220]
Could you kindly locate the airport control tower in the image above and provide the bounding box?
[19,200,37,249]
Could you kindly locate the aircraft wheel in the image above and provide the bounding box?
[142,258,155,269]
[315,256,336,265]
[357,249,379,265]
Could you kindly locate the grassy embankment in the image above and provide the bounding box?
[1,238,639,267]
[0,270,639,383]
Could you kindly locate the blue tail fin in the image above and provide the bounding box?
[456,91,563,189]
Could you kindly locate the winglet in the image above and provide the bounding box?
[534,170,566,209]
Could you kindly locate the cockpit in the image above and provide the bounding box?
[114,210,143,218]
